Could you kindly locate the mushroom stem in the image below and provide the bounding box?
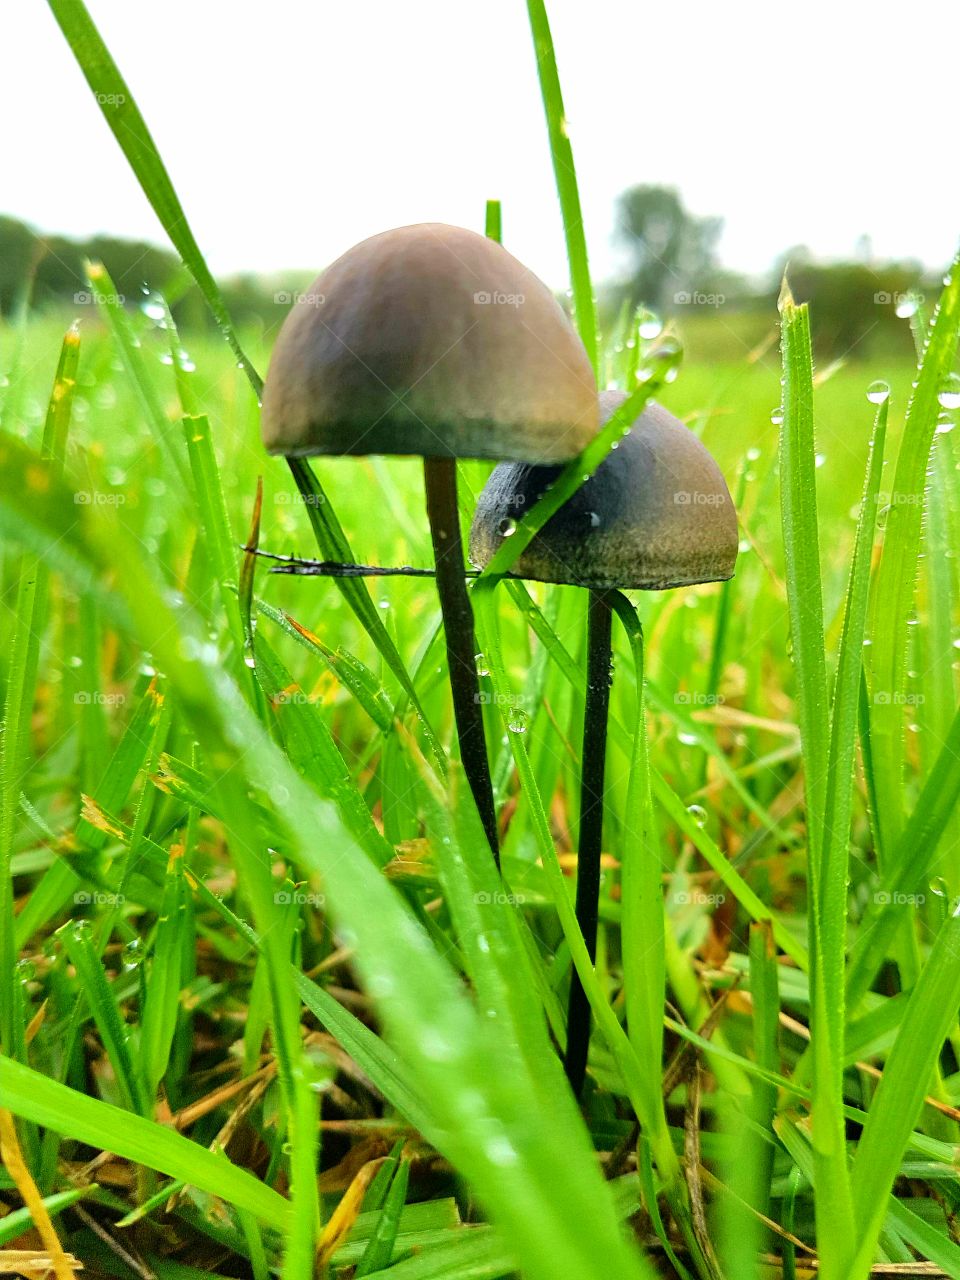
[564,588,613,1095]
[423,457,500,867]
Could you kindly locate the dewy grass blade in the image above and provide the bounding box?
[525,0,598,370]
[778,283,855,1266]
[0,1058,290,1227]
[848,904,960,1276]
[0,436,651,1280]
[868,249,960,852]
[0,327,78,1061]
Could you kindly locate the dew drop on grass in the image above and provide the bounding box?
[637,310,663,340]
[770,408,784,426]
[678,730,699,747]
[937,374,960,409]
[929,876,950,899]
[895,296,919,318]
[815,453,826,468]
[686,804,708,828]
[16,959,36,984]
[497,517,517,538]
[474,653,490,676]
[507,709,529,734]
[935,415,955,435]
[746,446,761,462]
[866,380,891,405]
[123,939,144,970]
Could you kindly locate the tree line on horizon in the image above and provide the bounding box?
[0,188,931,358]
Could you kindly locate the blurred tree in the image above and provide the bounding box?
[614,185,722,312]
[772,247,924,357]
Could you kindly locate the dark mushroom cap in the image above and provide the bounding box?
[469,390,738,590]
[261,223,598,462]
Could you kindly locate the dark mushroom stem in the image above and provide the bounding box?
[564,588,613,1095]
[423,457,500,867]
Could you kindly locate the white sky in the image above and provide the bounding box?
[6,1,958,291]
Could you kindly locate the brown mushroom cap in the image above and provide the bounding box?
[468,390,739,590]
[260,223,599,462]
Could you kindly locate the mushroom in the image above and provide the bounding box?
[469,389,738,1091]
[261,223,598,865]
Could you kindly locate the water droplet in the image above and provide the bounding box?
[815,453,826,468]
[866,380,890,405]
[497,517,517,538]
[894,296,919,319]
[938,374,960,410]
[737,538,751,554]
[770,408,784,426]
[474,653,490,677]
[243,653,256,669]
[140,295,166,322]
[122,939,143,970]
[587,511,601,528]
[686,804,708,828]
[16,959,36,983]
[637,309,663,340]
[677,730,699,747]
[746,446,761,462]
[929,876,950,898]
[935,415,955,435]
[507,709,529,734]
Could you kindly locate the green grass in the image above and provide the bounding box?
[1,1,959,1276]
